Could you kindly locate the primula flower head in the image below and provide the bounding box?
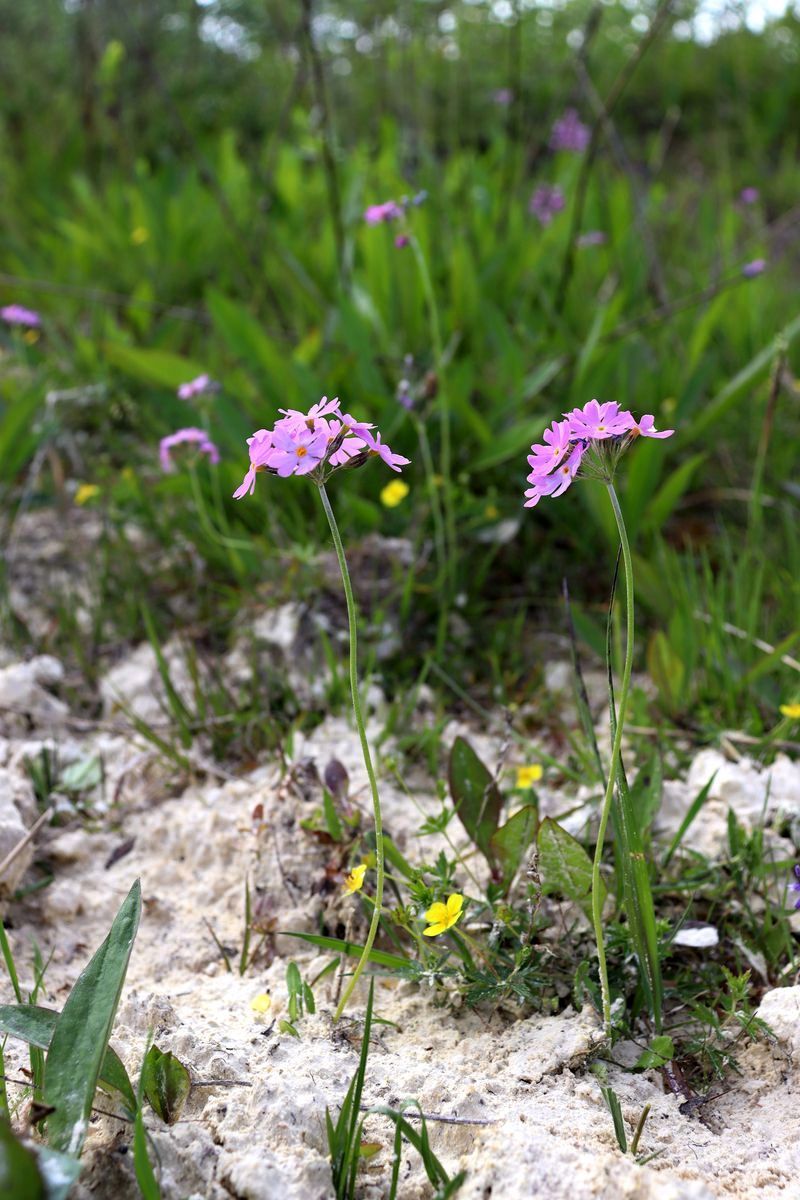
[160,427,220,473]
[1,304,41,329]
[178,373,217,401]
[344,863,368,895]
[550,108,590,153]
[742,258,766,278]
[423,893,464,937]
[364,201,404,225]
[740,187,759,205]
[529,185,565,226]
[233,397,410,497]
[524,399,674,508]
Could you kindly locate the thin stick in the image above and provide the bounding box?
[0,808,54,883]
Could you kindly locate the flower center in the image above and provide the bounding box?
[296,446,308,458]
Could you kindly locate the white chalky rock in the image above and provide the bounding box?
[756,986,800,1056]
[0,655,68,725]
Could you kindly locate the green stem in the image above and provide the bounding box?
[409,234,456,613]
[591,482,635,1038]
[318,483,385,1021]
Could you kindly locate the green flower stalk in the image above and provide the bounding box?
[232,396,410,1019]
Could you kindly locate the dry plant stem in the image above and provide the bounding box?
[318,483,384,1021]
[592,482,635,1038]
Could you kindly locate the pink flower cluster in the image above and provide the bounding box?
[160,427,220,472]
[524,400,673,508]
[550,108,590,154]
[233,397,410,499]
[364,201,404,225]
[178,373,217,401]
[1,304,41,328]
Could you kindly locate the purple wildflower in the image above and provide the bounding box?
[742,258,766,278]
[159,427,220,473]
[740,187,759,205]
[178,373,217,401]
[792,864,800,910]
[550,108,590,154]
[364,201,404,225]
[565,400,631,441]
[395,234,410,249]
[233,398,409,498]
[492,88,513,106]
[529,185,565,227]
[1,304,41,329]
[524,399,674,509]
[577,231,607,248]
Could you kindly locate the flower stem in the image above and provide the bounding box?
[318,483,385,1021]
[592,482,635,1038]
[409,234,457,621]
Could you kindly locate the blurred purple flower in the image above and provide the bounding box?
[364,201,403,225]
[1,304,41,328]
[742,258,766,278]
[492,88,513,106]
[577,231,607,248]
[395,234,410,249]
[791,864,800,909]
[740,187,759,205]
[550,108,590,153]
[160,427,220,473]
[177,373,217,401]
[529,185,565,226]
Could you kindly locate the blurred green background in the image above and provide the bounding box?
[1,0,799,744]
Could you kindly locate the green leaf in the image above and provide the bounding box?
[646,630,686,714]
[43,880,141,1156]
[634,1035,674,1070]
[322,789,344,842]
[32,1146,82,1200]
[0,1120,44,1199]
[133,1105,160,1200]
[0,1005,136,1113]
[489,806,537,892]
[448,737,503,865]
[283,932,413,973]
[537,818,602,919]
[142,1045,191,1125]
[640,453,705,533]
[102,343,206,389]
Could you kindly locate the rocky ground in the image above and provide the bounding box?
[1,629,800,1199]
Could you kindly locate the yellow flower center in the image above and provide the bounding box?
[296,446,308,457]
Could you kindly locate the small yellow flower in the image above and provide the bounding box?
[780,703,800,720]
[516,764,543,789]
[250,992,271,1014]
[121,466,135,482]
[380,480,409,508]
[74,483,100,506]
[344,863,368,895]
[23,329,40,345]
[130,226,149,245]
[423,893,464,937]
[484,504,499,519]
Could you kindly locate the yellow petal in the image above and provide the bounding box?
[424,901,447,924]
[250,993,271,1014]
[423,922,446,937]
[780,703,800,720]
[380,480,409,508]
[516,764,543,788]
[446,893,464,918]
[344,863,367,894]
[75,483,100,506]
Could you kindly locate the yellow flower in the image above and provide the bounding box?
[380,480,409,508]
[74,483,100,506]
[484,504,499,519]
[780,703,800,720]
[423,893,464,937]
[130,226,149,245]
[343,863,368,895]
[23,329,40,345]
[516,764,543,789]
[250,993,271,1014]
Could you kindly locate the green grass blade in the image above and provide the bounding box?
[0,1118,44,1198]
[43,880,141,1156]
[282,932,414,973]
[661,772,718,868]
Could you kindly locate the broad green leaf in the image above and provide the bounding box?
[0,1004,136,1113]
[44,880,141,1156]
[102,343,206,389]
[0,1120,44,1199]
[142,1046,191,1125]
[489,806,537,892]
[537,818,602,919]
[448,737,503,865]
